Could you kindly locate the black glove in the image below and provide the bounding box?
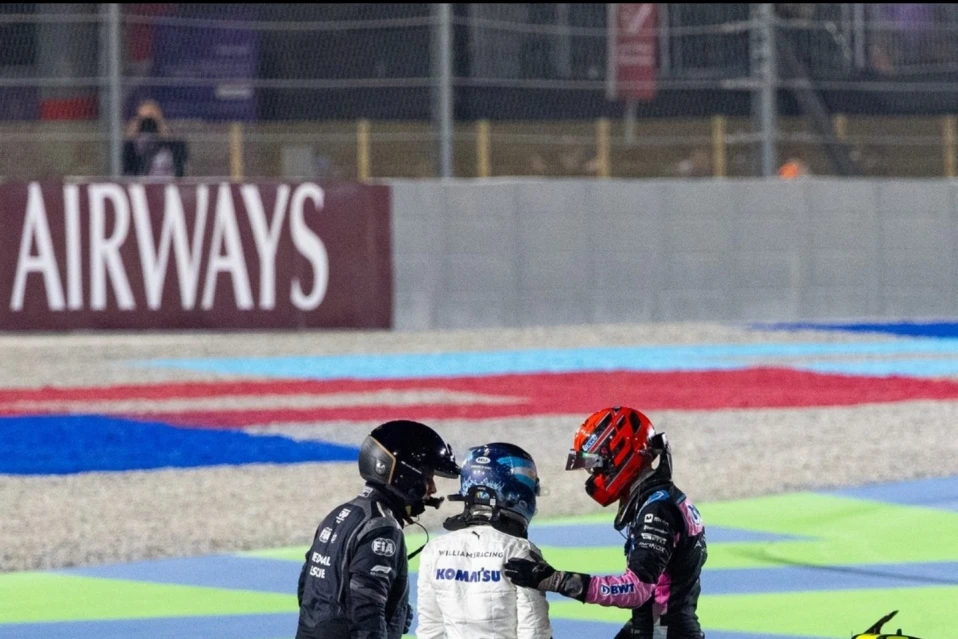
[503,556,555,589]
[404,605,414,633]
[503,555,590,602]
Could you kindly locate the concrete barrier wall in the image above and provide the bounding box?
[390,179,958,330]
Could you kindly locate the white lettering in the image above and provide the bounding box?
[241,184,290,310]
[201,184,253,310]
[309,566,326,579]
[311,552,332,567]
[63,184,83,310]
[88,183,134,310]
[128,185,163,310]
[170,185,209,310]
[130,184,210,310]
[289,183,328,310]
[11,182,65,311]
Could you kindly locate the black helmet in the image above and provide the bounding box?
[359,420,460,517]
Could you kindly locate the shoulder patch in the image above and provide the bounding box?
[641,490,670,509]
[372,537,396,557]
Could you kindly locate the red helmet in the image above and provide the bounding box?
[566,407,657,507]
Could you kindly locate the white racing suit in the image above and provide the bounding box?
[416,523,552,639]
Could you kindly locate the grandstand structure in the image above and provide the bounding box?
[1,3,958,179]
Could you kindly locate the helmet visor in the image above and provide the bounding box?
[566,449,605,472]
[432,442,461,478]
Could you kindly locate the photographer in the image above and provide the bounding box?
[122,99,187,178]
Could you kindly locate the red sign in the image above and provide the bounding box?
[608,3,658,102]
[0,181,392,330]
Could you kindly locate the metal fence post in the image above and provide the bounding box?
[753,3,777,177]
[853,3,866,70]
[434,3,454,178]
[106,3,122,179]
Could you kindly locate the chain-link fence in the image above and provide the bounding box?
[3,3,958,180]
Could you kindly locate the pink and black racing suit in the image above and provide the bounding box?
[586,483,707,639]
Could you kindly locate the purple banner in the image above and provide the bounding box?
[130,4,258,122]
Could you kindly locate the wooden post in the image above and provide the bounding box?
[357,119,371,181]
[229,122,244,181]
[476,120,491,178]
[944,115,957,178]
[596,118,611,178]
[711,115,727,178]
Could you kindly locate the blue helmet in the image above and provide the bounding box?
[456,442,541,525]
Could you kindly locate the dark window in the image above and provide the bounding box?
[0,4,38,67]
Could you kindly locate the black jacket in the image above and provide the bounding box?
[296,485,411,639]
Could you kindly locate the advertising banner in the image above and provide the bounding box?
[607,3,658,102]
[125,4,258,121]
[0,181,392,330]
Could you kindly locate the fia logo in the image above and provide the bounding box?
[318,527,333,543]
[372,538,396,557]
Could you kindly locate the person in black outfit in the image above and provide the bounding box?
[504,407,707,639]
[122,99,187,178]
[296,420,460,639]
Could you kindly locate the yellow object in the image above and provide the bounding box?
[833,113,848,142]
[943,115,956,178]
[357,119,371,182]
[595,118,610,178]
[229,122,244,181]
[711,115,727,178]
[476,120,491,178]
[851,611,921,639]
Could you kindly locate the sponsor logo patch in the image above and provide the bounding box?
[599,582,636,596]
[437,549,504,558]
[687,502,703,526]
[318,527,333,543]
[370,565,392,577]
[642,490,669,508]
[372,538,396,557]
[435,567,501,582]
[335,508,351,524]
